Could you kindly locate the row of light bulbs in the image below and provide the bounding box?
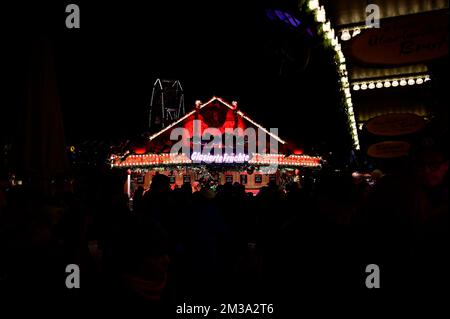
[339,26,372,41]
[308,0,360,150]
[113,159,191,167]
[352,75,431,91]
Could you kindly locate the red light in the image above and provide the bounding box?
[293,148,303,155]
[134,147,146,155]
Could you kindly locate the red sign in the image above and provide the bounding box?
[349,11,448,65]
[366,113,426,136]
[367,141,411,158]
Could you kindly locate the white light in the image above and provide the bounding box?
[361,83,368,90]
[353,84,360,91]
[322,21,331,32]
[344,88,351,95]
[416,78,423,84]
[308,0,319,10]
[331,37,338,47]
[346,97,352,105]
[368,83,375,89]
[424,76,431,82]
[341,76,348,84]
[326,28,335,40]
[408,79,415,85]
[392,80,399,87]
[352,28,361,37]
[400,79,407,86]
[339,64,346,71]
[384,81,391,88]
[341,30,351,41]
[316,6,326,22]
[348,106,354,113]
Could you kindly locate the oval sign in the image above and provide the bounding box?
[367,141,411,158]
[350,11,448,65]
[366,113,426,136]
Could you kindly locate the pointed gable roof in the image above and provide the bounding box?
[146,96,286,153]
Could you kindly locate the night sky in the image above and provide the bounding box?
[2,0,351,156]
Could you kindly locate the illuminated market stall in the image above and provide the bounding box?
[110,97,321,195]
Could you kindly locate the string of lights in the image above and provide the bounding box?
[306,0,360,150]
[352,74,431,90]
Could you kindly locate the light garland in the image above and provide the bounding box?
[338,25,371,41]
[111,153,321,168]
[306,0,360,150]
[352,74,431,91]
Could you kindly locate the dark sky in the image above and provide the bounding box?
[2,0,352,155]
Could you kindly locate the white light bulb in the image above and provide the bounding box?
[326,28,335,40]
[353,84,360,91]
[341,30,351,41]
[368,83,375,89]
[392,80,399,87]
[308,0,319,10]
[384,81,391,88]
[416,78,423,84]
[376,82,383,88]
[322,21,331,32]
[352,28,361,37]
[400,79,407,86]
[316,6,326,22]
[361,83,368,90]
[408,79,415,85]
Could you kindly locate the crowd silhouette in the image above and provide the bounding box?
[0,142,448,314]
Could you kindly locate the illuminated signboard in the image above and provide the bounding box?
[191,152,250,164]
